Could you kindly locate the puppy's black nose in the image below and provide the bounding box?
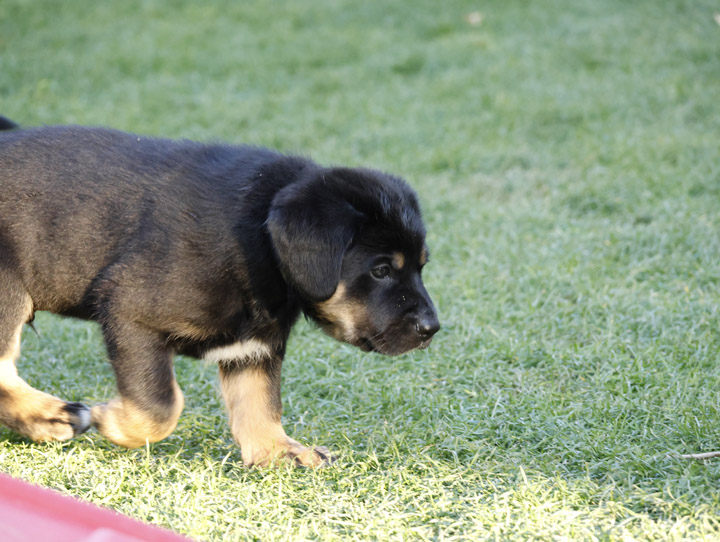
[415,313,440,339]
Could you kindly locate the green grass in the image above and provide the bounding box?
[2,0,720,540]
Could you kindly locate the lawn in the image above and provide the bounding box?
[2,0,720,540]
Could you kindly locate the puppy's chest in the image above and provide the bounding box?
[173,321,282,364]
[202,338,273,364]
[173,297,297,363]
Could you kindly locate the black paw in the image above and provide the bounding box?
[63,402,92,436]
[289,445,338,468]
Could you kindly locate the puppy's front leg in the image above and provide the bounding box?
[92,319,184,448]
[219,359,332,467]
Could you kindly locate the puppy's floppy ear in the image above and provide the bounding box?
[267,170,364,301]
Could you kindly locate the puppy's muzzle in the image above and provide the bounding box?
[408,307,440,348]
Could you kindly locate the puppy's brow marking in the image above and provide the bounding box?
[204,339,272,363]
[392,252,405,270]
[419,246,429,266]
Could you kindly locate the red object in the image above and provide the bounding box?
[0,473,195,542]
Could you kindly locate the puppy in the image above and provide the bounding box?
[0,118,439,467]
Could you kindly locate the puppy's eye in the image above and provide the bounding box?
[370,265,391,279]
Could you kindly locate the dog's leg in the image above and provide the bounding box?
[219,359,333,467]
[91,319,184,448]
[0,270,90,441]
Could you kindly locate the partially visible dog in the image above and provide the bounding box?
[0,117,439,467]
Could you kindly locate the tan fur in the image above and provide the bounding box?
[169,321,217,342]
[0,324,21,364]
[420,245,428,266]
[0,323,82,441]
[392,251,405,270]
[91,381,184,448]
[220,367,328,467]
[315,282,370,343]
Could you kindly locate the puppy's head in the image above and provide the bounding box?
[268,167,439,355]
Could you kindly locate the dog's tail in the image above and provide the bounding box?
[0,116,20,131]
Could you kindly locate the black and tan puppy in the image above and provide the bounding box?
[0,117,438,466]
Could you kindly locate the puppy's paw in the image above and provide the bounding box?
[287,443,337,468]
[90,394,182,448]
[21,400,91,442]
[62,402,92,437]
[243,438,336,468]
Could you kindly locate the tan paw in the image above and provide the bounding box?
[242,437,336,468]
[5,398,91,442]
[286,442,336,468]
[91,391,183,448]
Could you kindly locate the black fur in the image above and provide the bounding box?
[0,120,439,460]
[0,116,18,131]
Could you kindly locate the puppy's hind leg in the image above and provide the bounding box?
[0,270,91,441]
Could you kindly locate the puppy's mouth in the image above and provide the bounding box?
[358,337,376,352]
[318,318,433,355]
[417,338,433,350]
[356,335,433,356]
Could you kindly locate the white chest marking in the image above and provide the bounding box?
[203,339,272,364]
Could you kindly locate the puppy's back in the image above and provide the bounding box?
[0,126,284,315]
